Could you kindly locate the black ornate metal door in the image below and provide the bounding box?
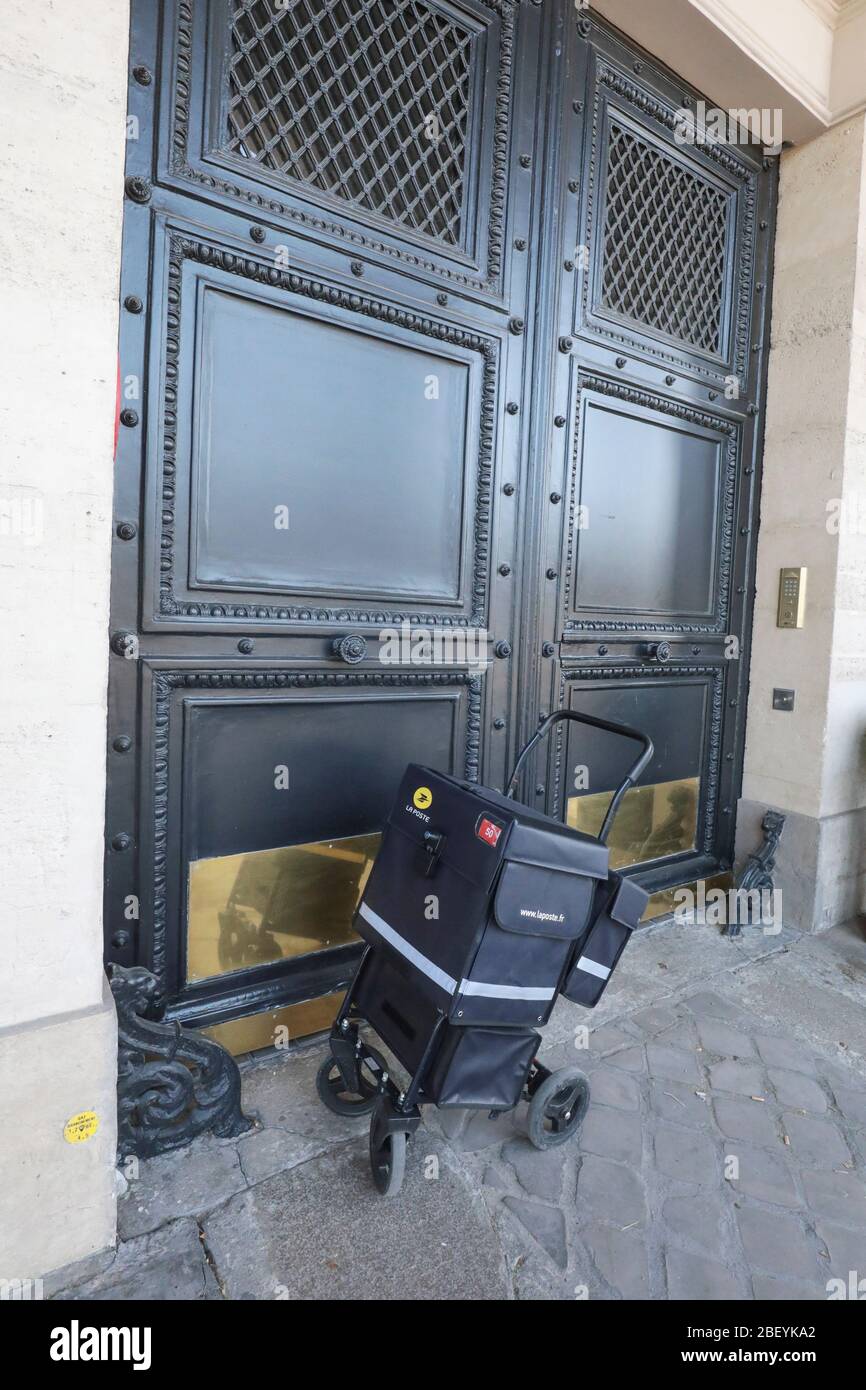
[521,11,776,907]
[107,2,776,1043]
[109,0,546,1040]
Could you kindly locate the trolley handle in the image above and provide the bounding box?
[505,709,654,846]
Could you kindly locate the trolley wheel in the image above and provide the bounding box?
[316,1045,388,1117]
[369,1125,408,1198]
[527,1066,590,1150]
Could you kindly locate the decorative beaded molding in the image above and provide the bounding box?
[158,234,497,627]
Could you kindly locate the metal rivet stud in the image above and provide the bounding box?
[124,295,143,314]
[708,391,717,400]
[598,645,608,655]
[535,784,545,795]
[559,337,573,354]
[112,833,131,852]
[116,521,137,540]
[493,718,505,730]
[124,175,151,204]
[542,642,555,657]
[573,100,583,114]
[568,179,579,193]
[112,735,132,753]
[519,154,531,168]
[437,292,448,306]
[350,260,364,276]
[498,563,511,576]
[120,409,138,427]
[250,225,265,243]
[506,401,519,415]
[554,415,566,428]
[514,238,527,251]
[760,219,768,230]
[665,375,675,385]
[132,65,152,86]
[615,356,626,369]
[238,637,254,654]
[546,568,557,580]
[564,260,574,272]
[509,317,525,335]
[550,492,561,504]
[503,483,515,496]
[112,930,131,949]
[494,640,512,658]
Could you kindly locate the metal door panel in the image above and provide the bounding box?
[142,219,498,629]
[157,0,518,299]
[134,662,480,1023]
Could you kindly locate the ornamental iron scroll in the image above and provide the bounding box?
[110,963,253,1159]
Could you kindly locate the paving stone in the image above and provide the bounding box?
[708,1059,768,1098]
[802,1169,866,1225]
[241,1051,369,1140]
[502,1139,567,1200]
[682,992,748,1023]
[830,1083,866,1128]
[202,1136,508,1299]
[751,1274,825,1300]
[578,1107,643,1165]
[457,1109,521,1151]
[713,1096,780,1148]
[585,1064,641,1112]
[662,1192,727,1251]
[630,1004,682,1036]
[503,1198,568,1269]
[588,1022,639,1055]
[606,1045,647,1074]
[647,1041,701,1084]
[654,1125,721,1185]
[576,1154,647,1228]
[781,1111,853,1169]
[726,1145,801,1208]
[236,1127,330,1186]
[755,1034,817,1076]
[696,1019,756,1059]
[482,1165,511,1193]
[814,1220,866,1277]
[50,1219,219,1301]
[118,1138,247,1240]
[665,1247,745,1300]
[768,1070,829,1114]
[652,1080,714,1129]
[735,1206,821,1279]
[584,1221,650,1298]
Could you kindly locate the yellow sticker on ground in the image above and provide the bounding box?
[63,1111,99,1144]
[413,786,433,810]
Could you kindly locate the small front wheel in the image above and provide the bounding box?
[527,1067,590,1150]
[369,1125,408,1197]
[316,1045,388,1117]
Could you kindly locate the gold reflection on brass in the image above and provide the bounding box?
[567,776,700,871]
[203,992,345,1057]
[642,873,732,922]
[187,832,381,983]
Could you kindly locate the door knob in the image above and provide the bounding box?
[642,640,672,663]
[332,634,367,665]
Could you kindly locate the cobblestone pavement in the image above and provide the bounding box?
[47,918,866,1300]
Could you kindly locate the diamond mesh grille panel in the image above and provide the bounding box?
[600,123,729,356]
[226,0,475,245]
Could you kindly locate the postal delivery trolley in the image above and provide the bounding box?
[316,709,653,1195]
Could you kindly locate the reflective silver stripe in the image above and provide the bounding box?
[459,979,556,1001]
[576,955,610,981]
[358,902,457,995]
